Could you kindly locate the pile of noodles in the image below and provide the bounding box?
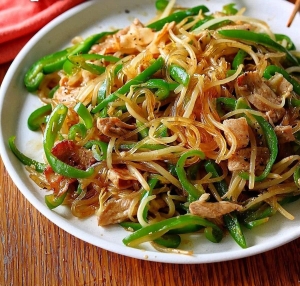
[29,0,300,235]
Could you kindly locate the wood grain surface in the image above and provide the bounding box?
[1,4,300,284]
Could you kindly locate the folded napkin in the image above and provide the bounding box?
[0,0,86,64]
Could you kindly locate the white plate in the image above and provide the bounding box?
[1,0,300,264]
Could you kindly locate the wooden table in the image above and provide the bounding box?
[1,21,300,286]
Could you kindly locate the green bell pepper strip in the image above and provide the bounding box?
[155,124,168,137]
[190,15,214,31]
[244,217,269,229]
[141,79,173,100]
[222,3,238,15]
[122,214,223,247]
[155,0,169,11]
[120,221,203,234]
[74,102,93,129]
[153,234,181,248]
[232,49,248,70]
[289,98,300,107]
[97,79,107,104]
[63,59,78,75]
[241,194,300,229]
[68,123,87,140]
[263,65,300,95]
[84,140,108,161]
[45,191,68,210]
[208,19,233,30]
[119,142,166,151]
[27,104,52,131]
[204,160,247,248]
[169,64,190,87]
[294,165,300,188]
[68,54,120,75]
[44,104,94,178]
[136,120,149,139]
[24,31,116,92]
[8,136,46,173]
[24,49,66,92]
[120,221,181,248]
[226,49,247,79]
[175,150,205,202]
[147,5,209,31]
[91,57,165,113]
[97,79,108,117]
[49,85,59,98]
[216,97,278,183]
[235,98,278,182]
[274,34,296,51]
[216,97,237,116]
[218,30,299,66]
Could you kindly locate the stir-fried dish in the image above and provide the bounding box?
[10,0,300,253]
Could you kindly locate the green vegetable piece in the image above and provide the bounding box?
[84,140,108,161]
[122,214,223,247]
[120,221,181,248]
[155,0,169,11]
[244,217,269,229]
[275,33,296,51]
[147,5,209,31]
[45,191,68,210]
[169,64,190,86]
[68,54,119,75]
[218,29,299,66]
[136,120,149,139]
[222,3,238,15]
[142,79,171,100]
[27,104,52,131]
[92,57,165,113]
[8,136,46,173]
[204,160,247,248]
[191,16,214,31]
[208,19,233,30]
[154,234,181,248]
[48,85,59,98]
[74,102,93,129]
[232,49,248,70]
[175,150,205,201]
[24,31,116,92]
[294,165,300,188]
[119,142,166,151]
[68,123,87,140]
[263,65,300,95]
[236,98,278,182]
[63,59,78,75]
[216,97,237,116]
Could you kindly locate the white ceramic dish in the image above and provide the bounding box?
[1,0,300,264]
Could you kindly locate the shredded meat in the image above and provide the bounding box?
[228,147,270,172]
[235,71,287,123]
[274,125,295,144]
[44,166,76,195]
[189,200,243,219]
[147,22,175,54]
[266,72,293,97]
[98,193,139,226]
[91,19,155,55]
[223,117,249,150]
[97,117,136,138]
[107,168,138,189]
[51,140,96,169]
